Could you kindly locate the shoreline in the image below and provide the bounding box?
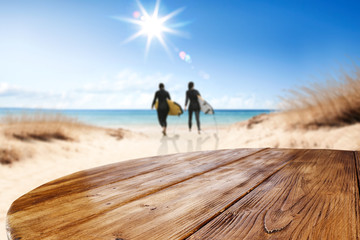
[0,108,273,129]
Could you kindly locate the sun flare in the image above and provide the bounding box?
[141,15,164,38]
[114,0,186,58]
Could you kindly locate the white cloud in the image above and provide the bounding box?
[0,72,277,109]
[209,94,276,109]
[0,82,64,99]
[0,82,22,96]
[79,69,173,94]
[198,70,210,80]
[0,70,179,109]
[0,82,9,93]
[72,69,177,108]
[263,100,276,109]
[115,70,173,91]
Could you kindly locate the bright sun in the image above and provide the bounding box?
[141,15,164,38]
[114,0,185,57]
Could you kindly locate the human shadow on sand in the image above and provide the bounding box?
[158,133,219,155]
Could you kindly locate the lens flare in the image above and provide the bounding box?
[133,11,141,19]
[185,54,192,63]
[179,51,186,60]
[179,51,192,64]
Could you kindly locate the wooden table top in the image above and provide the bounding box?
[6,148,360,240]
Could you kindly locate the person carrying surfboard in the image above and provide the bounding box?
[184,81,201,134]
[151,83,171,136]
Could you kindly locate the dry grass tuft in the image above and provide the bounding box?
[246,114,269,129]
[1,113,85,142]
[108,128,126,140]
[280,66,360,128]
[0,148,20,165]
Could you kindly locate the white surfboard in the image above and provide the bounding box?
[198,96,214,114]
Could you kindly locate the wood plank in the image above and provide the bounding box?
[7,148,263,239]
[355,151,360,192]
[8,148,260,215]
[187,149,360,239]
[355,151,360,239]
[8,151,213,213]
[10,148,300,240]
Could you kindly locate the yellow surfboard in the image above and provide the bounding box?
[155,99,183,116]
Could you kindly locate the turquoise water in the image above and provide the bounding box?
[0,108,273,128]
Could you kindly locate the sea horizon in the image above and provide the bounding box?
[0,107,274,128]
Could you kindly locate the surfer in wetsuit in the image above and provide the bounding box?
[185,81,201,134]
[152,83,171,136]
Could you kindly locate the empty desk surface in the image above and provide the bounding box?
[6,148,360,239]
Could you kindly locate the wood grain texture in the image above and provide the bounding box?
[355,151,360,240]
[187,149,360,240]
[6,149,359,240]
[6,148,263,239]
[47,149,297,240]
[355,151,360,192]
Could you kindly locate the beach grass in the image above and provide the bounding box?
[107,128,125,140]
[0,113,83,165]
[0,113,130,165]
[0,148,19,165]
[1,113,82,142]
[280,66,360,128]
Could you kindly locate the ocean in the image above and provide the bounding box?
[0,108,273,128]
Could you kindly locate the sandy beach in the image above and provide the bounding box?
[3,0,360,237]
[1,111,360,239]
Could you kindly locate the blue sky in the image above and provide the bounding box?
[1,0,359,109]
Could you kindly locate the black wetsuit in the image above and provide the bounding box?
[152,89,170,127]
[185,89,201,131]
